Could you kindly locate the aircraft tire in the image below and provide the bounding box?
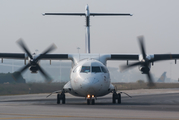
[87,99,90,105]
[112,93,116,104]
[62,94,66,104]
[92,99,95,105]
[57,94,60,104]
[118,93,121,104]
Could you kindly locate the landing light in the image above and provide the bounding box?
[92,95,94,98]
[87,95,90,98]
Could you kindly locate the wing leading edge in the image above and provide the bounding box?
[42,13,132,16]
[42,13,85,16]
[110,54,139,60]
[1,53,179,62]
[0,53,26,59]
[0,53,69,60]
[90,13,132,16]
[152,54,179,62]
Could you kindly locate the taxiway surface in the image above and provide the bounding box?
[0,88,179,120]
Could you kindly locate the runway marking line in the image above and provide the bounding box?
[0,113,178,120]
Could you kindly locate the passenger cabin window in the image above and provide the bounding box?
[101,66,108,73]
[81,66,90,73]
[92,66,101,73]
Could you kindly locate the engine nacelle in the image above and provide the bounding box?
[138,66,149,74]
[138,54,153,74]
[29,66,38,73]
[139,54,154,61]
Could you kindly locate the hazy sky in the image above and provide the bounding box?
[0,0,179,80]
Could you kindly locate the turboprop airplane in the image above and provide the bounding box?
[1,5,179,105]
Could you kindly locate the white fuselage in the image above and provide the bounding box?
[64,57,114,97]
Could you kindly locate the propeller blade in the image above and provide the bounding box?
[146,72,155,87]
[36,64,52,83]
[120,36,156,87]
[138,36,146,60]
[35,44,57,61]
[17,39,33,59]
[120,62,142,71]
[19,63,31,73]
[12,63,31,80]
[12,72,21,81]
[41,43,57,55]
[15,39,55,83]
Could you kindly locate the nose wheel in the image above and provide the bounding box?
[57,92,66,104]
[87,95,95,105]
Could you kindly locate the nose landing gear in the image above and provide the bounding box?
[87,95,95,105]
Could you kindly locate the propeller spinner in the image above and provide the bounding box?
[15,39,56,83]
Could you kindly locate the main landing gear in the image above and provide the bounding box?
[57,92,66,104]
[112,91,121,104]
[86,95,95,105]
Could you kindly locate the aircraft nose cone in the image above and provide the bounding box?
[82,76,101,95]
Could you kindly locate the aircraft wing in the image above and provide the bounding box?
[40,54,69,60]
[0,53,70,60]
[1,53,179,62]
[43,13,132,16]
[90,13,132,16]
[152,54,179,62]
[109,54,179,62]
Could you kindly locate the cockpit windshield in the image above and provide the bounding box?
[80,65,108,73]
[92,66,101,73]
[81,66,90,73]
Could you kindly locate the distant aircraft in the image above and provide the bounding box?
[157,72,167,83]
[0,5,179,105]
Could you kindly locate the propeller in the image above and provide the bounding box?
[120,36,155,87]
[15,39,56,83]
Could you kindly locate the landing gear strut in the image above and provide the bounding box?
[57,92,66,104]
[112,91,121,104]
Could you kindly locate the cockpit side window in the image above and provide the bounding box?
[101,66,108,73]
[92,66,101,73]
[81,66,90,73]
